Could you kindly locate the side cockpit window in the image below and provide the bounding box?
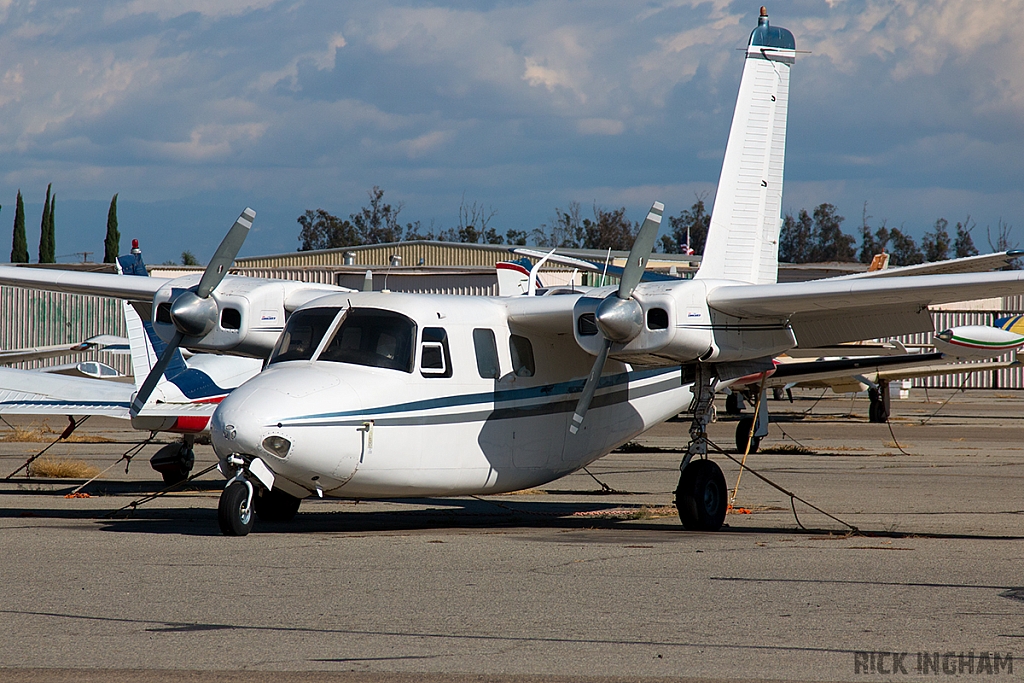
[473,328,500,379]
[269,307,340,364]
[509,334,535,377]
[420,327,452,378]
[318,309,417,373]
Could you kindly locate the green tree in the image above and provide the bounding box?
[438,199,501,244]
[39,184,54,263]
[857,204,889,263]
[11,190,27,263]
[297,209,359,250]
[350,186,404,244]
[888,227,924,266]
[954,218,979,258]
[921,218,952,262]
[583,206,635,250]
[181,250,201,266]
[103,193,120,263]
[779,209,812,263]
[662,196,710,255]
[535,201,585,248]
[809,203,855,262]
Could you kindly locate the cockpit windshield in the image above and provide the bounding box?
[269,307,341,364]
[318,308,417,373]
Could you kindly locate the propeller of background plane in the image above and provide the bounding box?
[569,201,663,434]
[129,208,255,417]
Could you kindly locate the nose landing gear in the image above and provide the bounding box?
[218,479,254,536]
[217,455,277,536]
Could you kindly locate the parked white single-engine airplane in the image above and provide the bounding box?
[0,244,263,482]
[4,8,1024,535]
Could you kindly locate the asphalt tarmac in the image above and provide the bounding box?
[1,389,1023,682]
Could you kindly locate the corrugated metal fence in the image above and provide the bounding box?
[0,286,130,373]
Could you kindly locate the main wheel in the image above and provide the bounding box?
[254,488,301,522]
[868,390,889,423]
[150,443,195,485]
[218,482,254,536]
[735,417,761,454]
[725,392,744,415]
[675,459,728,531]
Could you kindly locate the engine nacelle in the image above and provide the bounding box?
[572,280,797,366]
[152,275,340,358]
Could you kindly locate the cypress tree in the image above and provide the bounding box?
[11,190,28,263]
[103,193,120,263]
[38,184,54,263]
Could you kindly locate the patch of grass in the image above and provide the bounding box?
[757,444,813,454]
[27,458,100,479]
[0,425,112,443]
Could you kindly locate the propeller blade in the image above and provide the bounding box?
[130,331,183,417]
[196,207,255,298]
[569,339,611,435]
[616,201,663,300]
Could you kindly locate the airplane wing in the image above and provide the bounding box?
[0,366,133,418]
[0,265,168,301]
[707,271,1024,347]
[837,250,1024,280]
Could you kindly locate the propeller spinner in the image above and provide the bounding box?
[129,208,255,417]
[569,201,663,435]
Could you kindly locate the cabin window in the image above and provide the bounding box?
[473,328,500,379]
[509,334,535,377]
[318,309,417,373]
[269,307,340,364]
[420,327,452,377]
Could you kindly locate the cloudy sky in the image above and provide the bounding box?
[1,0,1022,263]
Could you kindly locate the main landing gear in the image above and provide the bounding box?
[868,379,891,423]
[150,437,195,485]
[675,365,728,531]
[217,455,298,536]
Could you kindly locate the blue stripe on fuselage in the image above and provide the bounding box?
[279,366,680,425]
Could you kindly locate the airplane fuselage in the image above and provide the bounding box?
[210,291,697,499]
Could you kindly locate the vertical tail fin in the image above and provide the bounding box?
[696,7,796,285]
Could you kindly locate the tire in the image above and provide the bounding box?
[218,481,254,536]
[254,488,301,523]
[868,394,889,423]
[735,417,761,454]
[151,444,195,486]
[675,459,728,531]
[725,392,743,415]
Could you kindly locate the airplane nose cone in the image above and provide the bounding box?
[211,365,365,493]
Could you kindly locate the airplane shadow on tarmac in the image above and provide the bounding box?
[4,485,1024,541]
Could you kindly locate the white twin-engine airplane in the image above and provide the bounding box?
[4,8,1024,535]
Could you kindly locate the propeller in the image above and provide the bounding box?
[130,208,255,417]
[569,201,663,435]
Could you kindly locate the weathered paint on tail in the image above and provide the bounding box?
[696,7,796,285]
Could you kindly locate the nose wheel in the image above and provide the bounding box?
[218,480,255,536]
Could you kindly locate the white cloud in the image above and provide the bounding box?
[105,0,280,22]
[577,118,623,135]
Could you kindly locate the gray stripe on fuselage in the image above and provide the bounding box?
[276,375,685,429]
